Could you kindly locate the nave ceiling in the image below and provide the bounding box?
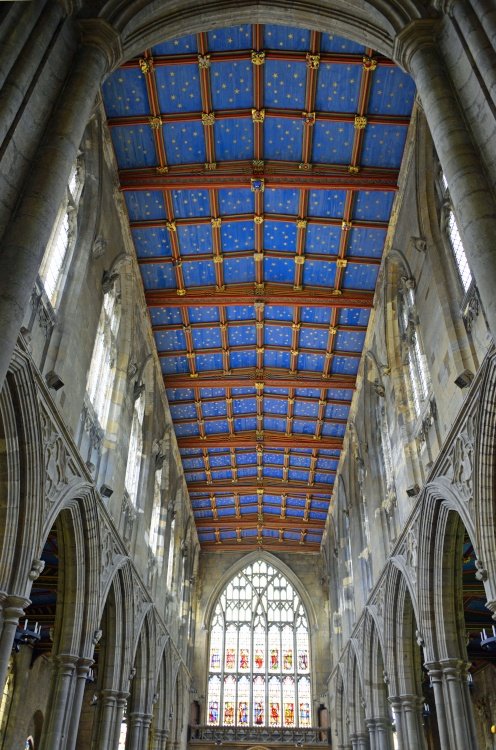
[102,22,416,552]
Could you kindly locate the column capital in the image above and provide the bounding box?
[78,18,123,74]
[393,19,441,72]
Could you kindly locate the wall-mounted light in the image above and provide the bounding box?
[45,370,64,391]
[100,484,113,498]
[406,484,420,497]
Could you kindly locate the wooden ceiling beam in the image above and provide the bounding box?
[164,372,355,390]
[177,433,343,449]
[119,166,399,192]
[146,287,374,309]
[187,481,332,495]
[195,517,325,530]
[200,541,320,551]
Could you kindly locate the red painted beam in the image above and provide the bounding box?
[176,433,343,449]
[165,373,355,390]
[146,287,374,309]
[187,481,333,495]
[195,517,326,531]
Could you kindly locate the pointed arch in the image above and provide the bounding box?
[202,551,317,632]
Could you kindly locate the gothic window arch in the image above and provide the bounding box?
[206,559,312,729]
[39,159,84,307]
[124,390,145,506]
[86,281,121,432]
[398,278,429,418]
[375,393,397,544]
[439,170,473,293]
[149,466,165,565]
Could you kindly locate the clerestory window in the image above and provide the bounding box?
[86,284,121,432]
[440,172,473,293]
[39,161,83,307]
[124,391,145,506]
[206,560,311,728]
[398,280,429,418]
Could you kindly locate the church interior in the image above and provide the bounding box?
[1,1,496,749]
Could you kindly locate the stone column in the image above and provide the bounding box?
[127,711,145,749]
[444,1,496,112]
[366,717,393,750]
[0,20,121,392]
[95,689,119,749]
[395,21,496,343]
[441,659,478,749]
[468,0,496,51]
[0,594,29,692]
[425,663,450,750]
[388,698,408,750]
[152,729,169,750]
[356,731,370,749]
[41,654,79,749]
[65,657,94,750]
[401,696,428,750]
[111,692,129,749]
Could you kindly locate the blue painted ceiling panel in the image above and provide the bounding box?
[155,64,202,114]
[264,25,310,50]
[172,189,210,218]
[224,255,256,283]
[315,63,362,113]
[353,190,394,222]
[320,33,365,54]
[133,227,172,258]
[347,228,386,258]
[104,22,415,550]
[264,118,303,162]
[177,223,213,255]
[153,35,197,55]
[141,263,176,290]
[214,119,253,161]
[219,188,254,215]
[211,60,253,110]
[368,67,416,116]
[125,190,166,221]
[312,121,354,164]
[103,68,149,117]
[264,221,298,252]
[207,25,252,51]
[163,121,206,165]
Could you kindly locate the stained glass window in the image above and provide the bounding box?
[207,560,312,727]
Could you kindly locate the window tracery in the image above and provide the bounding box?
[39,160,84,307]
[124,391,145,506]
[398,279,429,418]
[440,172,473,292]
[207,560,311,728]
[86,283,121,432]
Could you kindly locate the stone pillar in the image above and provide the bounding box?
[152,729,169,750]
[446,1,496,112]
[395,22,496,342]
[141,713,153,748]
[441,659,478,749]
[0,21,121,392]
[127,711,145,749]
[468,0,496,51]
[389,698,408,750]
[41,654,79,749]
[95,689,119,749]
[111,692,129,749]
[356,731,370,749]
[0,594,29,692]
[401,696,428,750]
[366,717,393,750]
[65,657,94,750]
[425,663,450,750]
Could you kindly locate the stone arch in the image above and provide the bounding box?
[202,550,318,632]
[347,639,368,739]
[383,561,422,698]
[127,609,157,744]
[474,350,496,604]
[417,480,478,662]
[334,661,349,747]
[0,349,44,598]
[98,0,429,65]
[362,608,389,720]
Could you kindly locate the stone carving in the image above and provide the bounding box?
[122,493,137,543]
[41,409,74,505]
[100,521,126,592]
[475,559,488,581]
[29,559,45,581]
[462,285,480,333]
[445,411,475,503]
[405,528,418,584]
[92,235,107,259]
